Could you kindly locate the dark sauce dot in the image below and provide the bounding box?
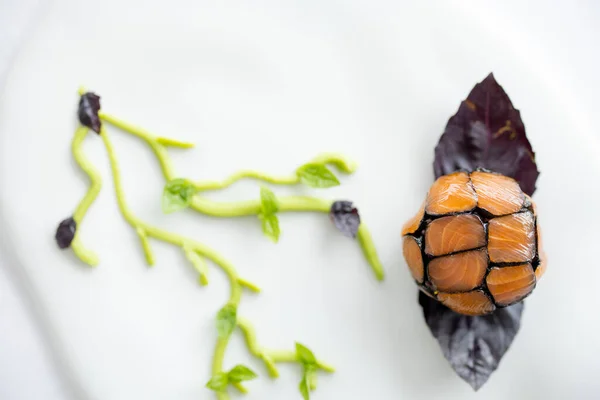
[78,92,102,133]
[330,200,361,238]
[55,217,77,249]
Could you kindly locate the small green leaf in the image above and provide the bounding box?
[206,372,229,392]
[259,187,280,242]
[228,365,258,383]
[295,342,317,366]
[162,178,197,213]
[216,304,237,339]
[260,186,279,215]
[261,214,280,243]
[296,163,340,188]
[299,376,310,400]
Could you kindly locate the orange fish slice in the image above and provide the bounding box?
[428,249,488,292]
[487,263,535,306]
[425,214,486,256]
[471,171,524,216]
[488,212,535,263]
[425,172,477,216]
[437,290,496,316]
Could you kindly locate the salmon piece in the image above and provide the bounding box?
[438,290,496,316]
[425,172,477,215]
[425,214,486,256]
[428,249,488,292]
[403,236,424,283]
[488,212,535,263]
[471,171,524,216]
[487,263,535,306]
[402,201,425,236]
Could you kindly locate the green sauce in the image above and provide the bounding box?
[65,89,384,399]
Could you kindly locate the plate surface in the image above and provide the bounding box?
[1,1,599,399]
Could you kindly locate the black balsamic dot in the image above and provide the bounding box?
[78,92,102,133]
[55,217,77,249]
[330,200,361,238]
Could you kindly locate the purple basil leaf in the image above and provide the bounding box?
[55,217,77,249]
[419,292,524,391]
[433,73,539,195]
[78,92,102,133]
[330,201,360,238]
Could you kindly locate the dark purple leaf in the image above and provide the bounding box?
[433,73,539,195]
[78,92,102,133]
[419,292,524,391]
[330,201,360,238]
[55,217,77,249]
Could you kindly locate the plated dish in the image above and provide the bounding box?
[1,2,597,399]
[53,74,544,397]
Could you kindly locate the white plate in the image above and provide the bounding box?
[1,1,599,399]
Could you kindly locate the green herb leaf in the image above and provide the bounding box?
[206,372,229,392]
[260,186,279,215]
[261,214,280,243]
[295,342,317,366]
[228,365,258,383]
[299,376,310,400]
[259,187,280,242]
[162,178,197,213]
[216,304,237,339]
[296,163,340,188]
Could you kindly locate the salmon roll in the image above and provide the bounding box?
[402,170,545,315]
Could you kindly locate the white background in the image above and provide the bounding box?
[1,2,75,398]
[1,1,599,399]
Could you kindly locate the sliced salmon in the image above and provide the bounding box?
[428,249,488,292]
[488,211,535,263]
[487,263,535,306]
[403,236,424,283]
[425,172,477,215]
[437,290,496,316]
[402,201,425,236]
[425,214,486,256]
[470,171,524,216]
